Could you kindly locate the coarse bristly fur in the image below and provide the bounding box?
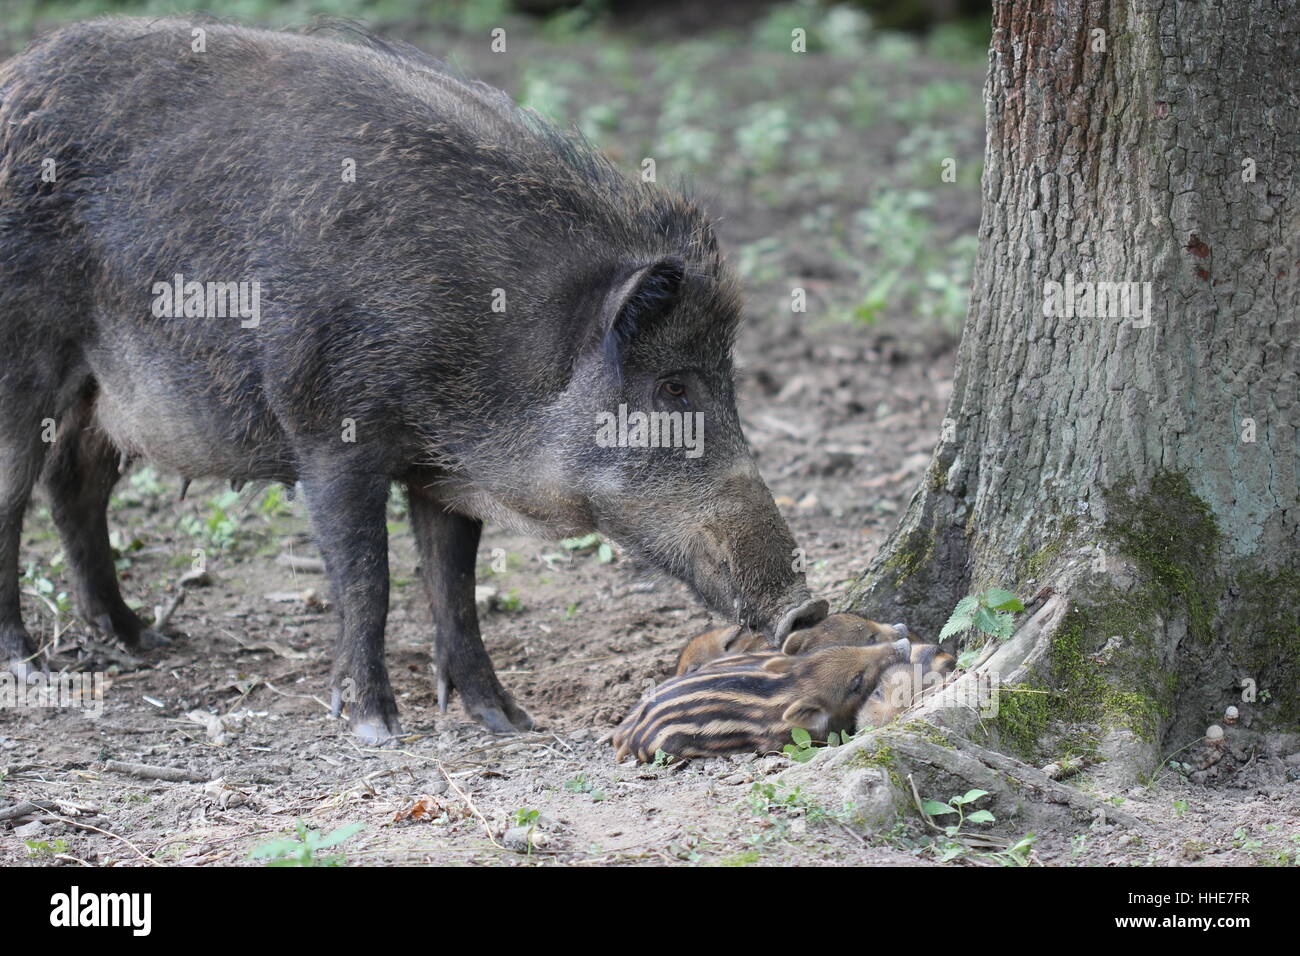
[0,18,827,740]
[674,613,913,675]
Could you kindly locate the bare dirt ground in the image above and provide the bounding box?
[2,10,1296,867]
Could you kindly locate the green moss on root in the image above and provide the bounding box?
[882,526,935,584]
[1233,567,1300,726]
[1020,514,1080,580]
[1103,471,1221,644]
[992,684,1055,760]
[992,605,1165,761]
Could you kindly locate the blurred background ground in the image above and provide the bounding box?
[5,1,1289,868]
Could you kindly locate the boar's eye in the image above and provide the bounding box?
[848,672,865,694]
[659,381,689,406]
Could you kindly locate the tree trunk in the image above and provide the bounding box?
[789,0,1299,824]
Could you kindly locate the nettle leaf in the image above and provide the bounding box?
[791,727,812,747]
[986,589,1025,612]
[939,595,980,640]
[953,789,990,805]
[922,800,957,816]
[316,822,364,849]
[983,588,1024,611]
[966,810,996,824]
[827,731,841,747]
[956,647,981,669]
[974,606,1015,639]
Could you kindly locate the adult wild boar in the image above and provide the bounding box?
[0,18,827,741]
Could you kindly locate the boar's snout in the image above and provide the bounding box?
[771,596,830,645]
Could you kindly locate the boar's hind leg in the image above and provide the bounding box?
[406,483,533,733]
[0,412,48,679]
[300,467,402,744]
[43,407,166,650]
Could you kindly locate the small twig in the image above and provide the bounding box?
[103,759,209,783]
[436,760,504,850]
[152,588,186,632]
[276,553,326,574]
[260,680,330,712]
[0,800,49,823]
[907,773,945,832]
[46,815,157,866]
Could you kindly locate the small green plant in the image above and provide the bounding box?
[941,589,1024,641]
[257,483,294,518]
[248,820,363,867]
[651,749,675,768]
[21,560,71,616]
[922,789,997,863]
[25,838,69,858]
[742,781,837,849]
[1232,826,1264,851]
[181,489,241,550]
[511,807,543,855]
[563,774,607,801]
[782,725,849,762]
[747,781,825,820]
[499,589,524,612]
[923,788,996,836]
[1274,834,1300,866]
[941,588,1024,667]
[559,532,614,563]
[514,807,540,828]
[719,848,761,867]
[989,832,1037,866]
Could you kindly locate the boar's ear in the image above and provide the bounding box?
[599,257,686,367]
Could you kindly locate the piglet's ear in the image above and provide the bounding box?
[761,654,797,674]
[599,257,684,366]
[781,700,829,737]
[780,630,810,656]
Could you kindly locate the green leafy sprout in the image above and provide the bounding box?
[248,819,364,867]
[940,588,1025,667]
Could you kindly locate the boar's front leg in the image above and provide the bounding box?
[0,407,48,680]
[299,464,402,744]
[406,483,533,733]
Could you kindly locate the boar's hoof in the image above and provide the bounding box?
[135,627,172,650]
[328,686,404,744]
[89,612,169,651]
[469,701,534,735]
[437,670,533,733]
[1,626,42,680]
[4,653,45,683]
[350,715,405,746]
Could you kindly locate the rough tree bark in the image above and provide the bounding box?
[787,0,1298,828]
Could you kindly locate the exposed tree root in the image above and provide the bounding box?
[781,594,1151,833]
